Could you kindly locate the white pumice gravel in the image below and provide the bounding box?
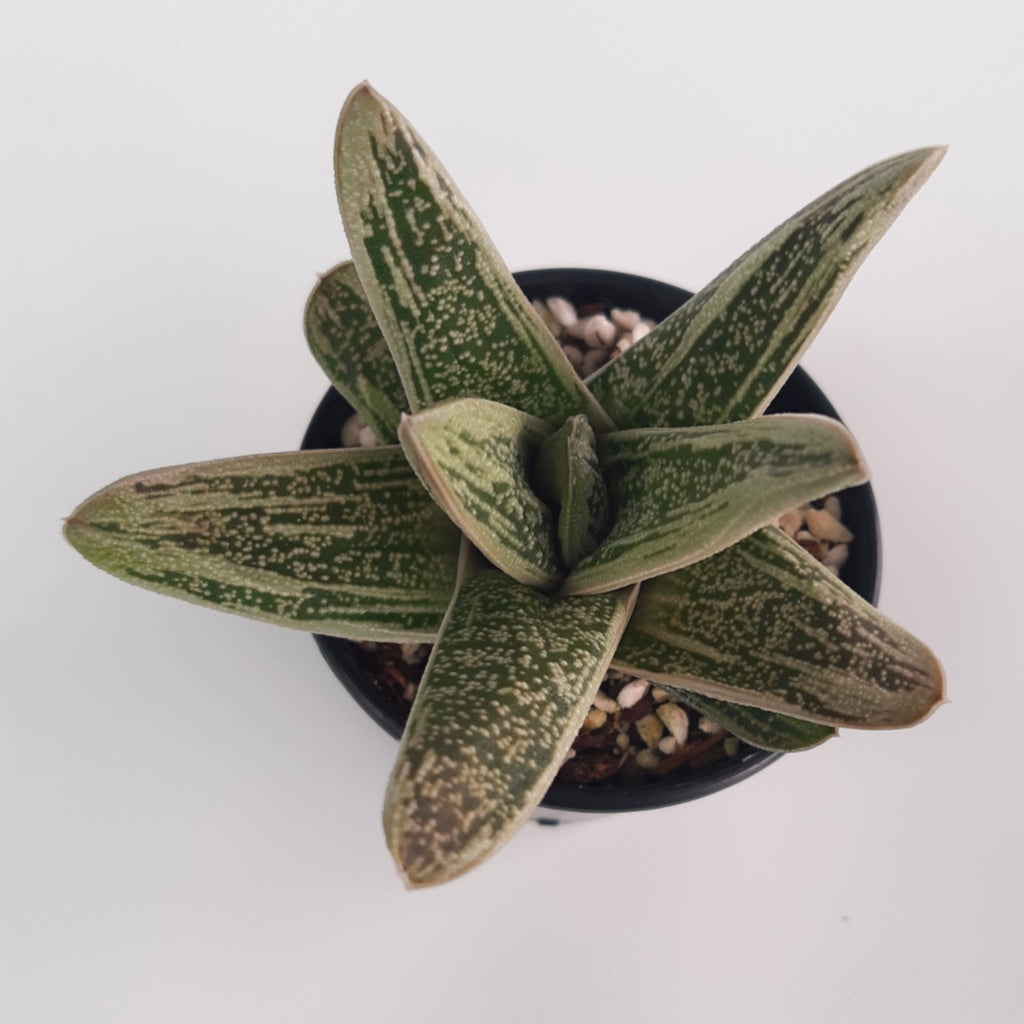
[635,749,661,772]
[656,703,689,745]
[346,295,859,781]
[635,713,665,749]
[616,678,650,709]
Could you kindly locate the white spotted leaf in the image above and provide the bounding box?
[398,398,562,589]
[561,414,868,596]
[586,147,946,429]
[304,260,407,443]
[612,528,945,728]
[669,689,837,751]
[384,546,638,888]
[335,83,613,431]
[64,448,461,641]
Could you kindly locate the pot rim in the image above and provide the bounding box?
[300,266,882,814]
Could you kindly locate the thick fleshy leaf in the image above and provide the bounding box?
[303,260,407,443]
[533,415,610,569]
[561,414,867,596]
[334,82,612,430]
[398,398,561,589]
[64,448,460,641]
[586,147,946,429]
[612,528,945,728]
[384,546,638,888]
[670,689,836,752]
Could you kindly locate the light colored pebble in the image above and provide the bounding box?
[651,687,670,703]
[723,737,740,757]
[583,708,607,730]
[614,336,635,354]
[631,322,651,343]
[635,749,661,771]
[341,413,365,448]
[561,747,577,765]
[805,506,853,544]
[656,703,689,744]
[698,716,722,734]
[658,736,678,755]
[611,307,641,330]
[564,317,589,341]
[357,425,379,448]
[616,732,630,751]
[400,642,427,663]
[824,494,842,519]
[402,682,417,702]
[824,542,849,570]
[778,508,804,537]
[546,296,577,328]
[635,713,665,749]
[596,317,617,346]
[592,691,619,713]
[582,316,610,349]
[617,678,649,708]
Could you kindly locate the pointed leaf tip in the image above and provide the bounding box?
[334,84,613,430]
[587,145,947,430]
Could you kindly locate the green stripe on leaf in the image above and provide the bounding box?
[612,527,945,729]
[398,398,562,589]
[586,147,946,429]
[384,545,638,888]
[304,260,407,443]
[668,689,837,751]
[64,448,460,641]
[561,414,868,596]
[334,82,613,431]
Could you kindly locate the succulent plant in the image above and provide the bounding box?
[65,82,946,888]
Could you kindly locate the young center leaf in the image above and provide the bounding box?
[613,527,945,728]
[384,546,639,888]
[64,448,461,641]
[586,147,946,430]
[561,414,868,596]
[532,414,611,569]
[335,82,613,431]
[304,260,407,443]
[398,398,562,589]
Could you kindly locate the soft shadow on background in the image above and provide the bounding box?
[3,1,1020,1021]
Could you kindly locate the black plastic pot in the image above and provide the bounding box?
[300,268,881,819]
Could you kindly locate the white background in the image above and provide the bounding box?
[3,2,1021,1021]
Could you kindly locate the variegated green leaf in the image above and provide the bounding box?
[586,147,946,429]
[304,260,407,443]
[669,689,836,752]
[384,545,638,888]
[533,414,610,569]
[334,82,613,431]
[398,398,561,589]
[612,528,945,728]
[64,448,461,641]
[561,414,867,596]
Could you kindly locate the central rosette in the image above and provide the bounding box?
[398,400,605,591]
[397,396,867,597]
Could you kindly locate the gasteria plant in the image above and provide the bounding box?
[66,82,946,888]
